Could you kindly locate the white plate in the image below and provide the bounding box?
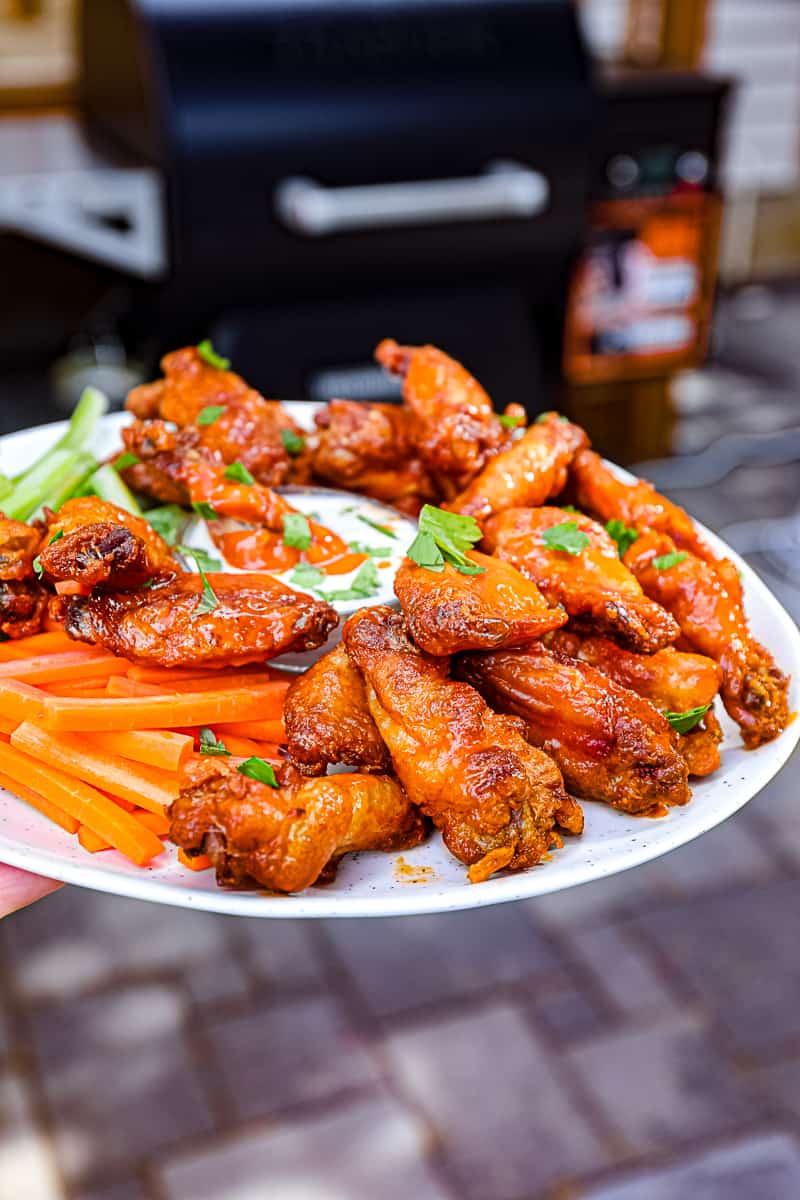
[0,410,798,918]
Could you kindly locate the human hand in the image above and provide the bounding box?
[0,865,62,918]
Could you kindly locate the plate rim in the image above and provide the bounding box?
[0,410,798,918]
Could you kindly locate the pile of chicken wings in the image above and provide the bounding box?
[0,340,790,892]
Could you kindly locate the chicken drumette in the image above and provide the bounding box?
[484,506,679,654]
[171,756,425,892]
[39,497,176,591]
[0,517,47,639]
[343,606,583,882]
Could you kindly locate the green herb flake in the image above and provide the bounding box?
[224,461,255,486]
[48,530,64,545]
[114,452,140,472]
[198,727,231,757]
[176,544,222,573]
[237,756,279,787]
[280,428,306,457]
[323,559,381,602]
[289,562,325,591]
[606,518,639,557]
[192,500,219,521]
[498,412,524,430]
[196,339,230,370]
[541,521,590,556]
[406,504,485,576]
[348,540,394,558]
[146,504,188,546]
[665,704,712,735]
[32,555,43,579]
[652,551,688,572]
[356,513,399,539]
[197,405,226,427]
[282,512,311,551]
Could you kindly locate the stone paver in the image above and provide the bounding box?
[386,1001,606,1199]
[325,906,560,1017]
[0,1068,64,1200]
[158,1092,451,1200]
[565,923,676,1018]
[654,811,776,893]
[202,994,379,1120]
[74,1181,148,1200]
[565,1012,759,1154]
[751,1052,800,1124]
[632,878,800,1054]
[238,918,327,992]
[525,972,610,1041]
[25,983,214,1186]
[580,1132,800,1200]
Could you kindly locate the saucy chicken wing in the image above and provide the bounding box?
[284,644,390,775]
[0,518,46,638]
[446,413,588,523]
[171,756,425,892]
[126,345,310,486]
[394,550,566,656]
[624,532,789,748]
[375,339,510,495]
[343,606,583,882]
[63,572,338,668]
[455,646,691,814]
[39,498,176,591]
[484,506,679,653]
[311,399,436,514]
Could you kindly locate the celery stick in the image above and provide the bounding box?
[88,464,143,516]
[4,448,82,521]
[12,386,109,484]
[30,452,98,519]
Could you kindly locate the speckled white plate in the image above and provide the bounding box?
[0,409,797,918]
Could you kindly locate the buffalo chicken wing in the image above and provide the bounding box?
[0,518,46,638]
[39,498,176,591]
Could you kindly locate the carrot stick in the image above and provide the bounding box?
[107,676,164,698]
[0,651,131,685]
[0,743,164,865]
[133,809,170,837]
[0,631,77,662]
[178,848,212,871]
[217,732,269,757]
[44,684,112,698]
[215,718,285,742]
[0,715,18,736]
[10,721,176,814]
[0,769,79,834]
[4,681,285,733]
[101,790,136,812]
[78,825,112,853]
[128,664,290,684]
[85,729,193,773]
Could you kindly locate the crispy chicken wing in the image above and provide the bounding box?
[311,399,436,514]
[39,498,176,591]
[0,518,47,638]
[394,550,566,656]
[375,340,509,495]
[171,757,425,892]
[63,573,338,667]
[446,414,588,523]
[485,506,679,653]
[678,711,723,778]
[455,646,690,814]
[126,346,310,486]
[284,644,390,775]
[624,532,789,748]
[343,606,582,882]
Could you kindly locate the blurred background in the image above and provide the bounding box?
[2,2,800,1199]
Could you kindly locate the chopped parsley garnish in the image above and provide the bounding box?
[606,518,639,557]
[179,548,220,613]
[176,544,222,572]
[356,513,398,539]
[280,428,306,457]
[196,339,230,370]
[664,704,711,734]
[32,555,43,579]
[541,521,589,556]
[323,559,381,602]
[198,727,231,757]
[498,412,524,430]
[146,504,188,545]
[237,756,279,787]
[197,405,226,427]
[289,562,326,591]
[348,540,393,558]
[114,452,140,471]
[282,512,311,551]
[224,461,255,486]
[406,505,485,575]
[652,551,687,571]
[48,530,64,545]
[192,501,219,521]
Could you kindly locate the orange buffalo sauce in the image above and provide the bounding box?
[214,520,368,576]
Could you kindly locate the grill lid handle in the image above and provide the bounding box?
[275,161,548,237]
